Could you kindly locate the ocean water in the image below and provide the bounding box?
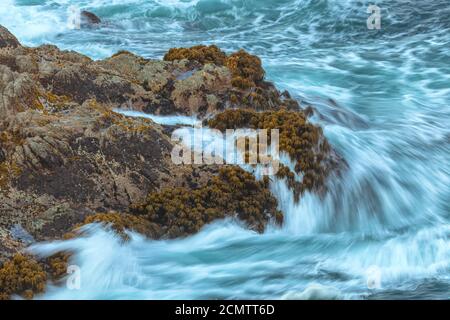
[1,0,449,299]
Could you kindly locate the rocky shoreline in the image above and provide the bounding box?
[0,25,343,299]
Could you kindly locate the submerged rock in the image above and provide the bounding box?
[80,11,102,27]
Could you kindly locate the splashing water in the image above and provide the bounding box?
[2,0,449,299]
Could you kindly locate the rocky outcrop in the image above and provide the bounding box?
[0,26,20,49]
[0,27,291,263]
[0,254,46,300]
[0,25,344,298]
[163,45,299,114]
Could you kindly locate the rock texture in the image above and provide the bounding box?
[80,11,102,27]
[0,25,344,297]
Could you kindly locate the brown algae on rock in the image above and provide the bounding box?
[164,45,264,90]
[133,166,283,238]
[208,109,341,200]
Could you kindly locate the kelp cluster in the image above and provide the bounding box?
[164,45,264,90]
[208,109,334,201]
[133,166,282,238]
[0,254,47,300]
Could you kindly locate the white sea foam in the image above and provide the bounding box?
[114,109,200,126]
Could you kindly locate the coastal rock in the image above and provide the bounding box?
[0,100,181,243]
[164,45,300,113]
[0,26,287,263]
[0,42,299,118]
[0,25,343,279]
[0,25,20,49]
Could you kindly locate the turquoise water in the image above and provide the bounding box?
[1,0,449,299]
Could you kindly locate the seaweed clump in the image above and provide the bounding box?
[45,253,70,280]
[133,166,282,238]
[164,45,265,90]
[164,45,227,66]
[70,212,161,240]
[164,45,299,111]
[0,254,47,300]
[208,109,335,200]
[225,50,265,89]
[0,253,74,300]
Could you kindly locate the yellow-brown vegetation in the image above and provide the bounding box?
[164,45,227,66]
[164,45,264,90]
[0,254,47,300]
[208,109,331,196]
[133,166,282,237]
